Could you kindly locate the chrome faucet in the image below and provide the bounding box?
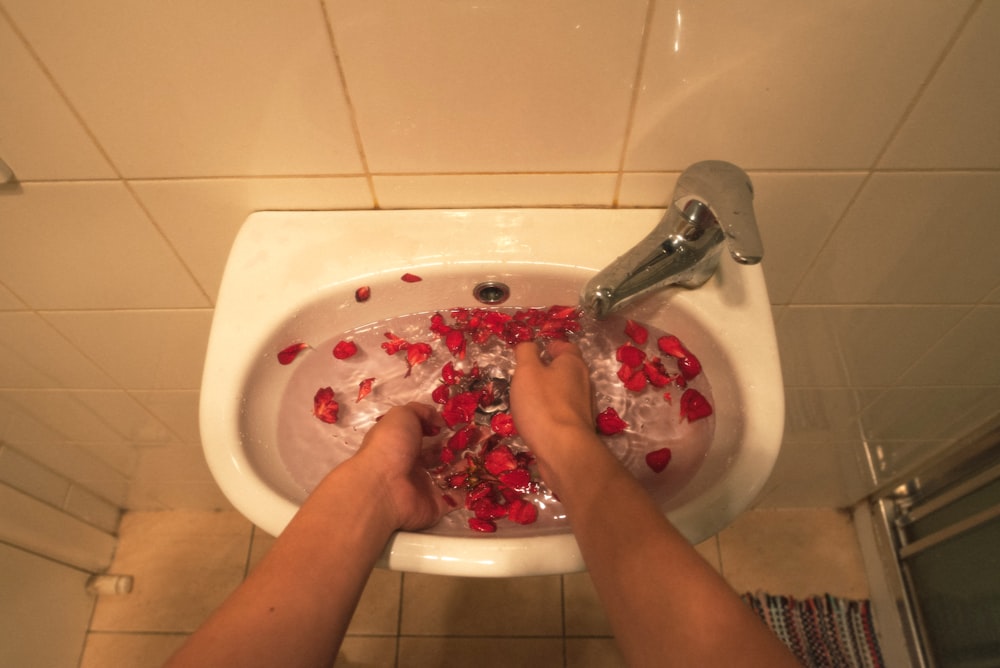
[582,160,763,319]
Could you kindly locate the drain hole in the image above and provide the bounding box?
[473,281,510,305]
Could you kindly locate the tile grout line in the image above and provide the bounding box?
[318,0,379,210]
[612,0,657,208]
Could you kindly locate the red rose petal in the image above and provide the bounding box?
[679,388,713,422]
[596,407,628,435]
[484,444,518,476]
[332,340,358,360]
[431,384,451,404]
[405,342,433,374]
[507,498,538,525]
[401,272,422,283]
[312,387,339,424]
[498,468,532,493]
[678,354,702,380]
[645,447,672,473]
[277,342,309,365]
[625,319,649,345]
[441,391,481,427]
[468,518,497,533]
[381,332,409,355]
[355,286,371,302]
[356,377,375,402]
[489,412,517,437]
[616,343,646,368]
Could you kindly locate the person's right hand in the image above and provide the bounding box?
[510,340,596,476]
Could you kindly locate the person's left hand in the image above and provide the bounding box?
[350,402,451,532]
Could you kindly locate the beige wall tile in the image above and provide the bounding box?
[90,510,251,632]
[0,182,208,309]
[719,508,869,599]
[777,306,968,387]
[400,573,562,636]
[0,312,117,389]
[131,177,374,301]
[899,306,1000,386]
[794,172,1000,304]
[4,0,363,178]
[43,309,213,390]
[327,0,648,173]
[0,283,26,310]
[373,173,619,209]
[0,14,115,180]
[627,1,970,170]
[860,387,1000,444]
[880,2,1000,169]
[127,444,231,511]
[0,389,124,442]
[72,390,175,444]
[129,390,201,444]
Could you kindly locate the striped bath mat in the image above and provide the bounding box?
[742,593,885,668]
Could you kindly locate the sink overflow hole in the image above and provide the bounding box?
[473,281,510,305]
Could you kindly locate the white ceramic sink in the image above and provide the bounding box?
[200,209,784,577]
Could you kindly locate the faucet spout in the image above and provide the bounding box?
[582,161,762,319]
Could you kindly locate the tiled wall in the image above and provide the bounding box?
[1,0,998,512]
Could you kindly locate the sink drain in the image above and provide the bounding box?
[473,281,510,305]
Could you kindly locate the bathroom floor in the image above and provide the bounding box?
[79,508,870,667]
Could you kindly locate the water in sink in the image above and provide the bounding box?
[271,307,714,537]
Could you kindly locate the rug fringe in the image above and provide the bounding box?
[741,592,886,668]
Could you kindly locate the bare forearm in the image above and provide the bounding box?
[165,460,396,668]
[540,432,798,668]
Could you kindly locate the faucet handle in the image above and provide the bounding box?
[675,161,763,265]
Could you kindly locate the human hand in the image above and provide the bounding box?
[510,340,596,474]
[349,402,451,532]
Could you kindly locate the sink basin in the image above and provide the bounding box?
[200,209,784,577]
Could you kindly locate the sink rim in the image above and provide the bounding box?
[200,209,784,576]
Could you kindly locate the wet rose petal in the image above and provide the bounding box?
[468,517,497,533]
[596,407,628,435]
[277,343,309,365]
[431,384,451,404]
[616,343,646,368]
[645,447,672,473]
[625,319,649,345]
[484,444,518,475]
[401,272,422,283]
[490,412,517,437]
[381,332,409,355]
[355,286,371,302]
[507,498,539,525]
[356,377,375,402]
[332,340,358,360]
[405,342,433,374]
[679,388,713,422]
[312,387,339,424]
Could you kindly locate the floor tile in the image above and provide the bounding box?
[718,508,869,599]
[79,632,188,668]
[566,638,627,668]
[90,511,252,633]
[397,637,563,668]
[400,574,562,636]
[347,568,403,636]
[335,636,397,668]
[563,571,611,637]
